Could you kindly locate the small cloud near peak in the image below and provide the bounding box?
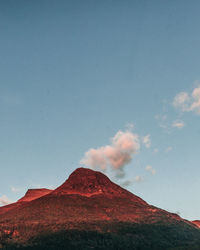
[121,175,144,187]
[80,129,140,176]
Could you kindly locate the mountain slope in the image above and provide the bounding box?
[0,188,52,216]
[0,168,199,249]
[18,189,52,202]
[0,168,187,226]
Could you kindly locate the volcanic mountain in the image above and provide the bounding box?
[0,168,200,249]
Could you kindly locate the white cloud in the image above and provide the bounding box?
[165,146,172,153]
[0,195,12,206]
[191,87,200,114]
[80,129,140,174]
[11,186,21,193]
[172,120,185,129]
[173,92,190,112]
[173,86,200,115]
[145,165,156,175]
[142,134,151,148]
[134,175,144,182]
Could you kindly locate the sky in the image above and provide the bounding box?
[0,0,200,220]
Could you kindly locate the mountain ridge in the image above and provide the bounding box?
[17,188,52,202]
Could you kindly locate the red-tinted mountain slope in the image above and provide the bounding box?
[0,168,196,242]
[17,188,52,202]
[52,168,147,204]
[0,188,52,215]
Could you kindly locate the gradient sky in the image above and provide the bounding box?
[0,0,200,220]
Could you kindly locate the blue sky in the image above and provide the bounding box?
[0,0,200,220]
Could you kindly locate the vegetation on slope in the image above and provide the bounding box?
[1,222,200,250]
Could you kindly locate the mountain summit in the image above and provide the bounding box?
[52,168,146,204]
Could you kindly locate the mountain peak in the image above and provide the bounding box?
[18,188,52,202]
[53,167,113,197]
[52,167,147,205]
[67,167,110,184]
[69,167,104,176]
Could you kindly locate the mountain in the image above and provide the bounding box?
[17,188,52,202]
[52,167,147,203]
[0,168,200,249]
[0,188,52,216]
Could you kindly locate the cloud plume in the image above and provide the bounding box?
[80,130,140,173]
[0,195,12,206]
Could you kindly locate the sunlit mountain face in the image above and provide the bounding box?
[17,189,53,202]
[0,189,52,216]
[0,168,200,249]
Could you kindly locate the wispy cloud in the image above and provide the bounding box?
[172,120,185,129]
[121,175,144,187]
[173,86,200,115]
[0,195,12,206]
[145,165,156,175]
[142,135,151,148]
[11,186,22,193]
[134,175,144,182]
[155,114,171,133]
